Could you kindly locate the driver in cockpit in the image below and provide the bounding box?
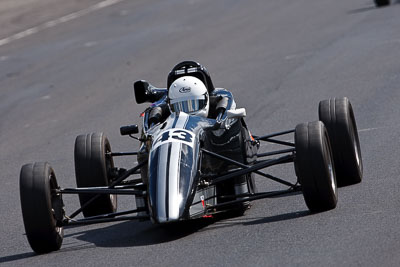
[145,61,236,127]
[134,61,257,184]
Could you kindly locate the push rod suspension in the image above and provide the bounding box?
[58,187,145,196]
[110,160,147,186]
[257,148,296,158]
[68,161,147,220]
[207,187,301,211]
[202,149,295,187]
[64,208,147,226]
[220,184,301,200]
[254,129,295,147]
[206,154,294,186]
[84,207,147,220]
[261,138,295,147]
[109,151,138,157]
[64,215,149,226]
[254,129,294,140]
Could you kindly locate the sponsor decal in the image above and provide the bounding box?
[200,195,205,208]
[179,87,191,93]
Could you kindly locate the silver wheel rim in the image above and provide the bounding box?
[354,135,361,167]
[328,160,337,196]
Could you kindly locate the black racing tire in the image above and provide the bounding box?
[295,121,338,212]
[233,173,257,216]
[374,0,390,7]
[319,97,363,186]
[234,173,256,216]
[74,133,117,217]
[20,162,64,254]
[216,176,248,216]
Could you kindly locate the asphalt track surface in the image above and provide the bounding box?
[1,0,400,266]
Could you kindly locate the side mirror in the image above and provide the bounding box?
[226,108,246,119]
[133,80,152,104]
[133,80,167,104]
[120,124,139,136]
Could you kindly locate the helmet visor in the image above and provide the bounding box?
[169,95,207,114]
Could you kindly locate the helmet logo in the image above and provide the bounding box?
[179,87,191,93]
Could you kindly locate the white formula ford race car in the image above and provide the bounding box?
[19,61,362,254]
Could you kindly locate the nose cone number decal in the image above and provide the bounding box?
[152,129,195,150]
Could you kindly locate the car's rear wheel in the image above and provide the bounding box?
[374,0,390,7]
[295,121,338,212]
[20,162,64,254]
[319,97,363,186]
[74,133,117,217]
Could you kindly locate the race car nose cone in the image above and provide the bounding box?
[148,140,199,224]
[154,194,184,223]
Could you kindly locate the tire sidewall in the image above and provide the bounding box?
[319,98,362,186]
[20,162,63,253]
[295,121,338,212]
[74,133,117,217]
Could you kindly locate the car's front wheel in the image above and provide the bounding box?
[74,133,117,217]
[295,121,338,212]
[20,162,64,254]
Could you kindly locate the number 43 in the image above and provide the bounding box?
[153,129,193,147]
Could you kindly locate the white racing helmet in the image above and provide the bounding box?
[168,76,209,117]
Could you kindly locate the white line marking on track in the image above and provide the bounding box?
[84,41,98,47]
[358,127,382,132]
[0,0,125,47]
